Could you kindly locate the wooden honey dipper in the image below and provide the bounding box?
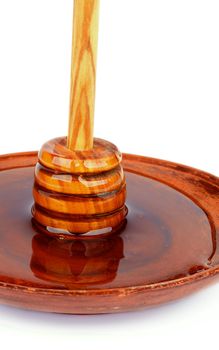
[32,0,127,237]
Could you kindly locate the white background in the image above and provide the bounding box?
[0,0,219,349]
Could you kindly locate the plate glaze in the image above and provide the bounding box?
[0,152,218,314]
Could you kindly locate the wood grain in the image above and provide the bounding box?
[39,137,122,174]
[33,137,127,236]
[68,0,100,151]
[35,163,124,195]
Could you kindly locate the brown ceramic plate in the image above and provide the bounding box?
[0,151,218,314]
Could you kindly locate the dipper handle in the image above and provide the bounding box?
[68,0,100,151]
